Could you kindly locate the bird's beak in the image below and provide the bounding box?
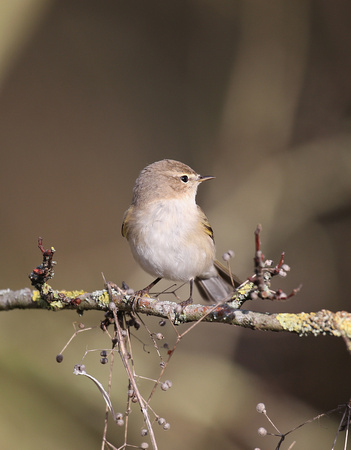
[198,175,215,183]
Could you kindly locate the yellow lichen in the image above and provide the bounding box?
[236,281,254,296]
[334,311,351,338]
[277,312,320,336]
[97,290,110,305]
[49,301,65,310]
[54,290,86,299]
[277,310,351,338]
[32,290,41,302]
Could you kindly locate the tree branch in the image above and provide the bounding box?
[1,287,350,345]
[2,232,349,352]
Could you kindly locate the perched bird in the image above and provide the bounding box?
[122,159,239,304]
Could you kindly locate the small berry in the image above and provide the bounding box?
[159,320,166,326]
[100,357,108,364]
[140,443,149,449]
[161,383,169,391]
[56,354,63,363]
[155,333,164,340]
[140,428,148,436]
[163,423,170,431]
[100,350,108,357]
[157,418,166,426]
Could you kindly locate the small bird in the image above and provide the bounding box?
[121,159,238,304]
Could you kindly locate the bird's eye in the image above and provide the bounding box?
[180,175,189,183]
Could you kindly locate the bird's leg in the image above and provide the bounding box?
[179,279,194,307]
[135,277,162,297]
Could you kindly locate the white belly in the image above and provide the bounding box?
[128,199,216,281]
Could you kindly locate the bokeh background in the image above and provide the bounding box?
[1,1,351,449]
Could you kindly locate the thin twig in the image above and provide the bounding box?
[112,309,158,450]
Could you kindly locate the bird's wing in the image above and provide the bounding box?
[197,205,214,242]
[121,205,134,238]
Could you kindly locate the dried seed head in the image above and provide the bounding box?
[258,427,267,436]
[222,250,235,261]
[155,333,164,340]
[276,289,287,300]
[174,304,182,314]
[116,419,124,427]
[165,380,172,388]
[256,403,266,413]
[250,292,259,301]
[108,301,116,311]
[78,322,85,329]
[222,252,230,261]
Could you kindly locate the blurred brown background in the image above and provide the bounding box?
[1,1,351,449]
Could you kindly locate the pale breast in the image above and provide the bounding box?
[127,198,216,281]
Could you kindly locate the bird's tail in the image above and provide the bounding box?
[195,260,242,303]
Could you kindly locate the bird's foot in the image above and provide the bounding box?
[179,297,193,308]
